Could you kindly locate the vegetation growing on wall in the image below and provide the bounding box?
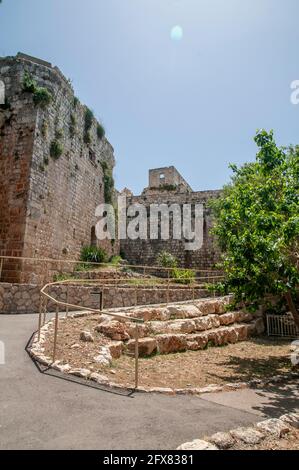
[22,71,52,108]
[211,129,299,327]
[69,113,77,137]
[156,251,195,284]
[101,161,115,205]
[84,107,94,144]
[150,184,177,191]
[80,245,108,264]
[97,123,105,140]
[157,251,178,268]
[50,139,64,160]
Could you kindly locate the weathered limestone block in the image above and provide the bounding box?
[80,331,94,342]
[194,315,220,331]
[187,333,208,350]
[126,337,157,357]
[237,311,253,323]
[108,341,123,359]
[125,322,150,339]
[167,305,201,319]
[156,334,187,354]
[256,418,290,438]
[219,312,238,326]
[230,427,264,445]
[208,432,235,449]
[235,324,249,341]
[150,319,196,335]
[93,346,112,366]
[95,321,130,341]
[177,439,218,451]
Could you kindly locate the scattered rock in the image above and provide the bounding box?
[256,418,290,438]
[230,427,264,445]
[108,341,123,359]
[93,346,112,366]
[280,413,299,429]
[177,439,218,451]
[95,321,130,341]
[80,331,94,342]
[208,432,235,449]
[156,334,187,354]
[126,337,157,357]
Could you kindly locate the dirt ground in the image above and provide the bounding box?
[43,314,294,389]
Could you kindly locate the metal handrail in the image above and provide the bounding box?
[0,255,223,274]
[0,255,223,390]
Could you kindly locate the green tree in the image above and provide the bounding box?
[211,130,299,327]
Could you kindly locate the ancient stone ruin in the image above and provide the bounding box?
[120,166,222,269]
[0,53,117,284]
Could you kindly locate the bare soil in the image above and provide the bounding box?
[43,314,293,389]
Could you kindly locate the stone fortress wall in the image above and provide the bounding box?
[0,53,222,290]
[0,53,117,284]
[120,167,222,270]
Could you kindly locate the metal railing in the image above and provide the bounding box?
[0,255,224,390]
[39,278,144,389]
[267,313,299,339]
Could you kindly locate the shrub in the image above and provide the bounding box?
[101,161,114,204]
[23,71,52,108]
[172,267,195,285]
[83,107,94,143]
[50,139,64,159]
[109,255,123,266]
[22,71,36,93]
[33,87,52,108]
[156,251,178,268]
[80,245,108,264]
[69,113,77,137]
[55,129,64,139]
[97,123,105,140]
[83,130,92,145]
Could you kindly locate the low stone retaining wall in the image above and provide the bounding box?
[177,412,299,450]
[0,282,209,314]
[28,297,270,394]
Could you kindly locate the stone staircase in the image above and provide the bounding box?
[95,297,265,359]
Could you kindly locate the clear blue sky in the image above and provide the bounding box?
[1,0,299,194]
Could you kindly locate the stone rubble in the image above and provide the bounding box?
[178,413,299,450]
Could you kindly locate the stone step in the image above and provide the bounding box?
[125,320,261,357]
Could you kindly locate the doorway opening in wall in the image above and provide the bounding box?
[91,226,97,247]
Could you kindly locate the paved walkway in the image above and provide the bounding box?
[0,314,298,450]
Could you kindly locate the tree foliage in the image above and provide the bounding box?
[211,130,299,326]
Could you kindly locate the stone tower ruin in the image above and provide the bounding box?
[0,53,117,283]
[120,167,222,270]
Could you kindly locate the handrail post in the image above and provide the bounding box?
[53,305,59,363]
[65,285,69,318]
[100,290,103,311]
[0,257,3,280]
[134,323,139,390]
[38,296,43,341]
